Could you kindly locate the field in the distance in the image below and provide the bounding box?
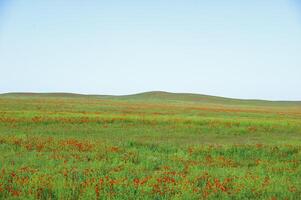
[0,91,301,199]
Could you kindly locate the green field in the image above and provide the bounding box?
[0,92,301,199]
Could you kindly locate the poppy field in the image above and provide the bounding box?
[0,92,301,199]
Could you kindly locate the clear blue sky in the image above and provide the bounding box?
[0,0,301,100]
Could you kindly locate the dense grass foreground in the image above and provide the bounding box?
[0,92,301,199]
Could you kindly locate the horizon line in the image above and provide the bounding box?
[1,91,301,103]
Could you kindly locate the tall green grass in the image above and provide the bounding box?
[0,93,300,199]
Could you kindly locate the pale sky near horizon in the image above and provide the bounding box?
[0,0,301,100]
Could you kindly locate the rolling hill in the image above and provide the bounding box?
[1,91,300,106]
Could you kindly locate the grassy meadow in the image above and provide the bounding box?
[0,91,301,199]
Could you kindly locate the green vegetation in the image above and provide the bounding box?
[0,92,301,199]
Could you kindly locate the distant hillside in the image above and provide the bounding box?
[120,91,232,102]
[113,91,301,106]
[1,91,300,106]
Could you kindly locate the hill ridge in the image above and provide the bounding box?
[1,91,300,104]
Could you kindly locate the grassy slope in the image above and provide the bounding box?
[3,91,301,103]
[0,92,301,199]
[1,91,301,144]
